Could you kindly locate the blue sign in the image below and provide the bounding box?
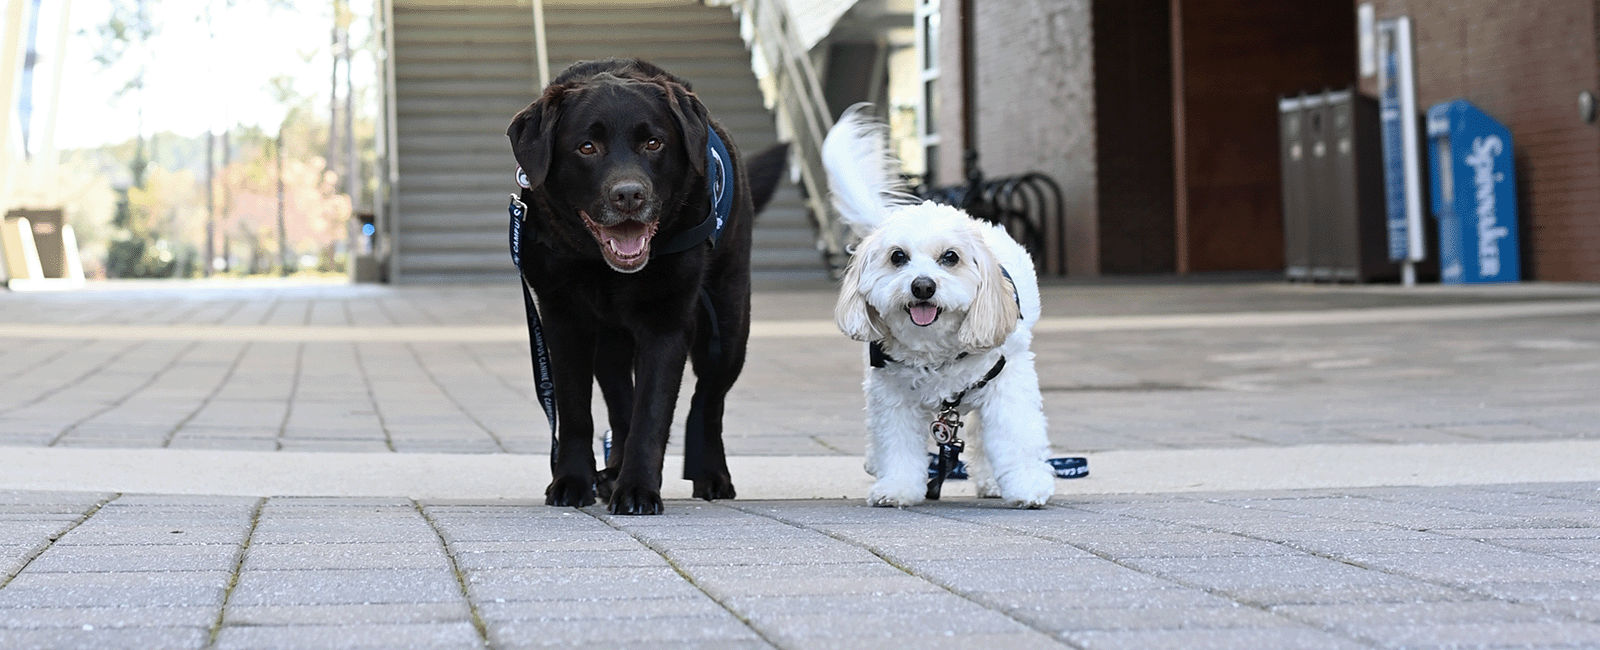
[1427,100,1520,284]
[1378,50,1410,262]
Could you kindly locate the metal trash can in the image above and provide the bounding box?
[1426,99,1520,284]
[1278,88,1395,282]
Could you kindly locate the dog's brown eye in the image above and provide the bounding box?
[940,250,960,266]
[889,249,908,266]
[644,138,662,151]
[578,142,597,155]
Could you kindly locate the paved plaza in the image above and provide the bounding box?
[1,276,1599,649]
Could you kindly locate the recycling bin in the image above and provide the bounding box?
[1426,100,1520,283]
[1278,89,1395,282]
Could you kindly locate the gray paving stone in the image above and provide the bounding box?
[453,547,668,571]
[1347,551,1592,586]
[25,542,241,573]
[1271,599,1563,629]
[0,605,217,629]
[475,596,731,622]
[1014,604,1296,633]
[979,587,1242,613]
[463,567,704,602]
[212,622,482,650]
[1348,621,1600,650]
[242,542,450,571]
[749,607,1035,639]
[487,615,762,649]
[1063,625,1369,650]
[775,632,1066,650]
[227,568,465,607]
[52,524,252,547]
[0,625,211,650]
[223,602,474,626]
[904,558,1178,593]
[697,573,949,600]
[0,570,233,608]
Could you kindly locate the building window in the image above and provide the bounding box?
[915,0,940,183]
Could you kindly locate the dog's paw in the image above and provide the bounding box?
[868,479,926,508]
[998,465,1056,509]
[545,474,597,508]
[607,483,664,516]
[974,478,1003,499]
[691,474,736,501]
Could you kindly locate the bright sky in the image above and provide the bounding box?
[52,0,374,150]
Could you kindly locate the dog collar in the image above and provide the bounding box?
[654,127,733,255]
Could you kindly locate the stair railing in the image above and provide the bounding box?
[723,0,849,276]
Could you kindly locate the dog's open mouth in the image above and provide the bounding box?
[907,301,941,326]
[581,211,657,273]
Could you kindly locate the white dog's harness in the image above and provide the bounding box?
[925,355,1007,500]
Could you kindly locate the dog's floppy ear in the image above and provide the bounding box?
[958,244,1022,349]
[506,84,566,190]
[835,243,884,342]
[663,82,709,175]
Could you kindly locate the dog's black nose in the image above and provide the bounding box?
[609,182,647,213]
[910,276,936,300]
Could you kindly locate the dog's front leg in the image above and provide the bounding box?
[592,328,636,502]
[864,377,932,507]
[609,330,690,515]
[973,362,1054,509]
[542,313,599,508]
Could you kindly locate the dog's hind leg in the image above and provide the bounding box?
[592,329,635,502]
[683,286,748,501]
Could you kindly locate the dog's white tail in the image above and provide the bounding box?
[822,104,919,238]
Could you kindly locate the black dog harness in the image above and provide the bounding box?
[508,129,735,469]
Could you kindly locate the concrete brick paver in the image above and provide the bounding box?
[3,281,1600,647]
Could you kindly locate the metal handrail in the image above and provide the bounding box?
[729,0,849,276]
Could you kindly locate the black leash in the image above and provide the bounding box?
[508,196,560,469]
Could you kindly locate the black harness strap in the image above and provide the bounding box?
[925,355,1006,500]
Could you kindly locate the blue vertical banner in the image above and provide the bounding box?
[1375,17,1426,284]
[1427,100,1520,284]
[1379,49,1409,262]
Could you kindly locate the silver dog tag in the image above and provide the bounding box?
[930,408,963,445]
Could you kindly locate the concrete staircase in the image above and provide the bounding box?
[390,1,825,284]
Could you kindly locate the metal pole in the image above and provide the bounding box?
[531,0,549,90]
[277,125,288,276]
[381,0,399,281]
[0,0,29,207]
[1395,16,1426,287]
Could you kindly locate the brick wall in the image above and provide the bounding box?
[1360,0,1600,281]
[939,0,1099,276]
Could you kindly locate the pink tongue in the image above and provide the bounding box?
[610,234,647,256]
[909,304,939,326]
[604,223,650,256]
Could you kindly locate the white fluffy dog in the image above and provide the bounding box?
[824,105,1055,508]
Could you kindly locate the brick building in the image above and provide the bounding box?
[919,0,1599,281]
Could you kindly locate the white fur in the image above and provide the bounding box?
[826,105,1056,509]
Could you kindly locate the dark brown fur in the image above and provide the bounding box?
[506,58,784,515]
